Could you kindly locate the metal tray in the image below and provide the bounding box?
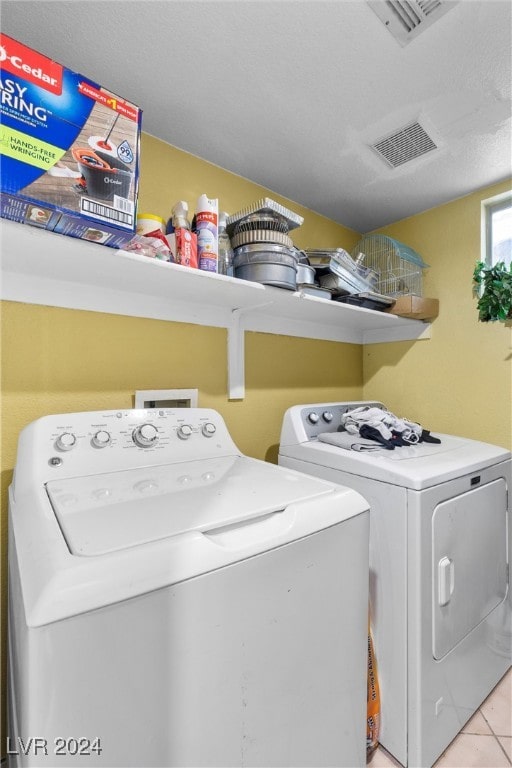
[227,198,304,235]
[296,284,332,300]
[334,292,395,311]
[319,271,368,295]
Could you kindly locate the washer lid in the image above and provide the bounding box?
[46,455,345,556]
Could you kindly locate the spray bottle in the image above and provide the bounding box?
[167,201,197,267]
[195,194,218,272]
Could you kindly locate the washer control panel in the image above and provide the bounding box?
[49,412,221,453]
[13,409,239,489]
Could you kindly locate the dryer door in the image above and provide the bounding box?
[432,478,508,660]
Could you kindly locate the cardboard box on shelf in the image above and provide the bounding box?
[0,34,141,248]
[385,296,439,320]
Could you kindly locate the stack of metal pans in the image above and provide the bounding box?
[306,248,379,294]
[233,243,299,290]
[295,249,332,300]
[228,200,304,290]
[305,248,394,310]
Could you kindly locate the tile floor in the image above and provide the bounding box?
[369,667,512,768]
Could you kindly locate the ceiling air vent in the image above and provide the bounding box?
[371,122,438,168]
[367,0,458,45]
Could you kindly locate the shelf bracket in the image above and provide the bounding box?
[228,308,245,400]
[227,301,274,400]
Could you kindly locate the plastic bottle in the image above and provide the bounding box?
[166,200,190,234]
[166,201,197,267]
[217,211,234,276]
[195,194,218,272]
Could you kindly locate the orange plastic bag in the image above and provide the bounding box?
[367,629,381,759]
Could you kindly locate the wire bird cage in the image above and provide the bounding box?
[351,235,429,298]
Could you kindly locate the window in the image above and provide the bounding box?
[481,191,512,267]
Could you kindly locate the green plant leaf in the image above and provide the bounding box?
[473,259,512,323]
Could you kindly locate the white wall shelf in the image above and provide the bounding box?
[0,220,431,399]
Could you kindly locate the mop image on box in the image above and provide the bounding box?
[88,110,121,157]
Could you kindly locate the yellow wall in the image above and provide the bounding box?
[139,133,360,250]
[363,179,512,449]
[0,134,362,752]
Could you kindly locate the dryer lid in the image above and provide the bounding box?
[46,455,347,556]
[283,434,511,490]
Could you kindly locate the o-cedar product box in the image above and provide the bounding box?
[0,34,141,248]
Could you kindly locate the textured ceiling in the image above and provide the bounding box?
[1,0,511,232]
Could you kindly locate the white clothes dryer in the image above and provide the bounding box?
[8,408,370,768]
[279,401,512,768]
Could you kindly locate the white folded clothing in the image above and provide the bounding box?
[341,405,423,443]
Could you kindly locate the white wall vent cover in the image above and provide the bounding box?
[371,122,438,167]
[367,0,458,45]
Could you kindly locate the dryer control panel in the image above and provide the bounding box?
[299,402,384,440]
[13,409,241,493]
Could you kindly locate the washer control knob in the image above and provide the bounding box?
[132,423,159,448]
[202,422,216,438]
[308,412,319,424]
[92,488,112,500]
[177,424,193,440]
[55,432,77,451]
[322,411,334,423]
[134,479,159,494]
[91,430,111,448]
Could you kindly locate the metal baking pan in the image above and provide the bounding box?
[334,292,395,311]
[296,284,332,300]
[304,248,346,267]
[357,291,395,306]
[296,263,316,285]
[234,262,297,290]
[227,198,304,235]
[233,242,298,267]
[319,271,367,295]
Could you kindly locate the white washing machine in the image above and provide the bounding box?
[279,401,512,768]
[8,407,370,768]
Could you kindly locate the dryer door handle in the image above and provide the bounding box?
[438,556,455,607]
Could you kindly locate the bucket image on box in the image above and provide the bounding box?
[72,148,133,201]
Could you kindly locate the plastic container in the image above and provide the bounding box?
[136,213,165,236]
[217,211,234,276]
